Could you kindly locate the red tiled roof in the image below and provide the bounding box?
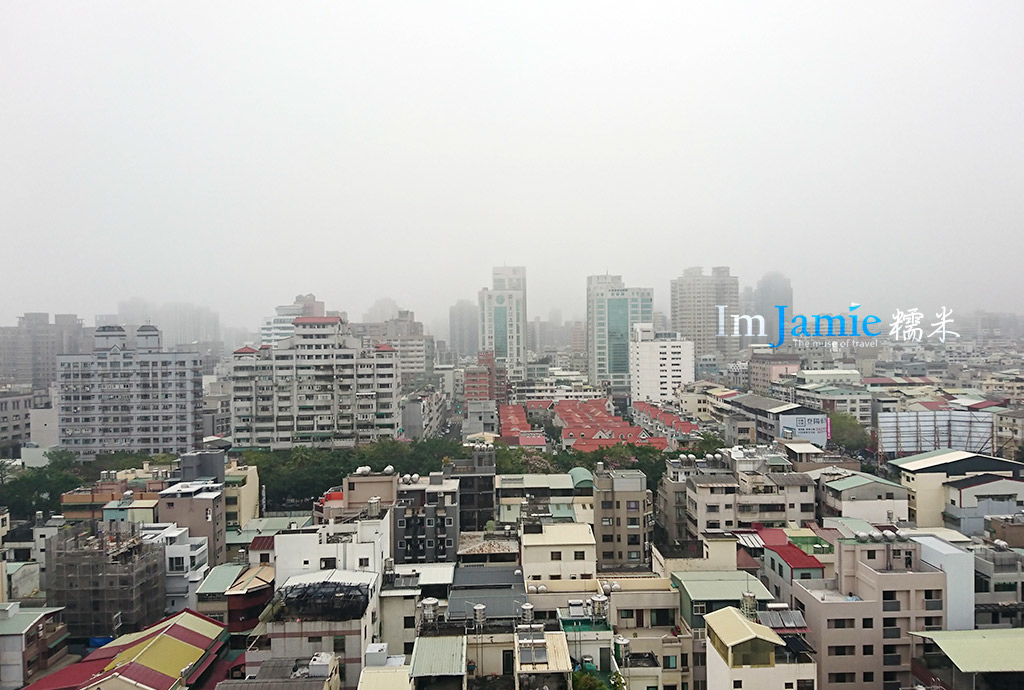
[233,346,258,354]
[757,527,789,546]
[766,542,825,570]
[374,343,396,352]
[24,659,108,690]
[249,535,275,551]
[736,547,760,571]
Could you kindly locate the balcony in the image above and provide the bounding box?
[882,600,901,612]
[882,627,901,639]
[924,599,943,611]
[882,654,901,666]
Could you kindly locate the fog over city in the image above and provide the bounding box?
[3,2,1023,331]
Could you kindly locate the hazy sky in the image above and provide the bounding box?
[3,2,1023,333]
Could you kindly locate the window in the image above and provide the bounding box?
[628,551,641,560]
[663,655,677,669]
[692,602,706,615]
[828,646,855,656]
[359,558,370,568]
[603,534,614,542]
[320,557,337,569]
[404,642,414,654]
[827,618,853,629]
[601,517,613,526]
[734,682,742,689]
[602,551,614,559]
[404,616,415,628]
[574,551,586,560]
[863,672,874,682]
[866,550,876,560]
[168,556,185,573]
[863,645,874,655]
[334,636,346,653]
[601,501,614,509]
[827,673,855,683]
[551,551,562,560]
[620,609,634,619]
[862,617,874,628]
[259,552,270,563]
[627,500,640,511]
[308,636,322,644]
[397,519,406,528]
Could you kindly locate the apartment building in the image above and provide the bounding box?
[230,317,400,450]
[246,570,379,690]
[0,386,33,459]
[56,325,203,459]
[260,293,326,346]
[793,529,946,690]
[447,443,496,532]
[0,312,91,392]
[942,473,1024,535]
[994,408,1024,460]
[670,266,740,363]
[585,275,654,396]
[629,324,696,404]
[520,522,596,581]
[748,352,802,396]
[272,505,391,585]
[889,449,1024,527]
[139,522,209,614]
[159,480,227,566]
[593,465,653,569]
[685,472,815,538]
[0,602,68,690]
[705,606,816,690]
[811,468,911,523]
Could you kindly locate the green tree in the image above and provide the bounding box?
[828,412,869,453]
[572,671,610,690]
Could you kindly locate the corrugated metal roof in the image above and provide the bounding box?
[673,570,773,602]
[410,636,466,677]
[196,564,247,595]
[910,629,1024,672]
[704,607,783,648]
[734,532,764,550]
[106,635,203,679]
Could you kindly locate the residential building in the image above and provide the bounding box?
[478,266,528,377]
[392,473,460,565]
[593,465,653,569]
[272,505,391,585]
[261,293,326,346]
[231,317,400,450]
[970,543,1024,629]
[0,312,91,392]
[793,528,946,690]
[586,275,653,397]
[520,522,596,582]
[889,449,1024,527]
[761,542,825,606]
[246,570,379,690]
[994,408,1024,460]
[56,325,203,459]
[447,443,496,532]
[942,473,1024,535]
[0,602,67,690]
[725,393,829,446]
[400,388,445,440]
[670,266,740,362]
[448,299,479,360]
[705,606,816,690]
[220,654,343,690]
[748,352,802,396]
[685,472,816,538]
[140,522,209,614]
[0,386,33,459]
[812,467,911,523]
[908,628,1024,690]
[159,480,227,566]
[628,324,695,404]
[224,460,260,529]
[45,522,166,639]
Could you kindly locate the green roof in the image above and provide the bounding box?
[0,606,62,635]
[672,570,773,602]
[410,636,466,677]
[826,471,904,492]
[196,564,246,595]
[911,629,1024,672]
[568,467,594,488]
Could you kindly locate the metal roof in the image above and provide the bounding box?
[734,532,764,550]
[782,442,824,454]
[765,473,815,486]
[910,629,1024,672]
[196,564,247,595]
[757,609,809,631]
[672,570,773,602]
[409,636,466,677]
[704,607,783,648]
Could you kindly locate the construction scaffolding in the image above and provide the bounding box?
[46,521,166,640]
[270,580,370,622]
[876,410,995,458]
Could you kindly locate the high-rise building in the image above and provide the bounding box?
[585,275,653,396]
[259,294,326,346]
[56,325,203,459]
[448,300,479,360]
[670,266,740,362]
[478,266,528,378]
[231,317,400,449]
[628,324,695,403]
[0,313,91,392]
[755,271,794,346]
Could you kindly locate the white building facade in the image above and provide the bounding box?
[629,323,695,404]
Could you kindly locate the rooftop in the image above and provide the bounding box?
[410,636,466,677]
[704,606,783,648]
[911,628,1024,673]
[672,570,773,602]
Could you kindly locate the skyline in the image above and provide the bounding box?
[3,3,1024,329]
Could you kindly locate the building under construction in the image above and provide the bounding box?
[46,521,166,640]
